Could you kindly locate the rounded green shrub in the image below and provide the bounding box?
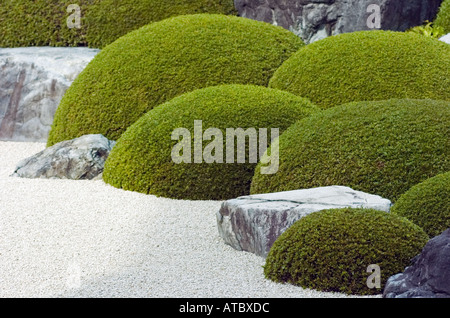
[269,31,450,109]
[391,172,450,238]
[264,208,429,295]
[0,0,94,47]
[102,84,319,200]
[85,0,236,48]
[435,0,450,34]
[47,14,305,146]
[251,99,450,202]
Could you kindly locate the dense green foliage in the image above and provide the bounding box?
[264,208,429,295]
[0,0,236,48]
[85,0,236,48]
[251,99,450,202]
[435,0,450,34]
[0,0,94,47]
[47,14,304,146]
[269,31,450,109]
[391,172,450,238]
[102,85,319,200]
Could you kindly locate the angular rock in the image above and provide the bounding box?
[383,228,450,298]
[12,134,116,180]
[216,186,392,257]
[0,47,99,142]
[235,0,443,43]
[440,33,450,44]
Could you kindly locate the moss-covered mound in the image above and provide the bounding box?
[269,31,450,109]
[251,99,450,202]
[0,0,94,47]
[102,85,319,200]
[435,0,450,34]
[391,172,450,238]
[85,0,236,48]
[264,208,429,295]
[47,14,305,146]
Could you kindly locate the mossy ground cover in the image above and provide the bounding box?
[47,14,304,146]
[269,31,450,110]
[251,99,450,202]
[435,0,450,34]
[0,0,236,48]
[85,0,236,48]
[264,208,429,295]
[391,172,450,238]
[102,85,319,200]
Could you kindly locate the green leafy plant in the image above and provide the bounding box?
[102,84,319,200]
[391,172,450,238]
[407,21,446,39]
[47,14,304,146]
[264,208,429,295]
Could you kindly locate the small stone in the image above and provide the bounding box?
[11,134,115,180]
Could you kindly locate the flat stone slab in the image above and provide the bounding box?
[216,186,392,258]
[0,47,99,142]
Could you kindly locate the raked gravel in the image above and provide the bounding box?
[0,141,377,298]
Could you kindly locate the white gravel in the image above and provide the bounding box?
[0,141,375,298]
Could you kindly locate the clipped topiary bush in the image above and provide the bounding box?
[264,208,429,295]
[102,85,319,200]
[251,99,450,202]
[269,31,450,109]
[0,0,95,47]
[85,0,236,48]
[391,172,450,238]
[47,14,305,146]
[435,0,450,34]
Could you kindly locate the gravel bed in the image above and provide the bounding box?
[0,141,376,298]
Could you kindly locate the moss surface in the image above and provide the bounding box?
[269,31,450,109]
[47,14,304,146]
[264,208,429,295]
[391,172,450,238]
[251,99,450,202]
[103,85,319,200]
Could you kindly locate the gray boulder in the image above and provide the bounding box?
[383,228,450,298]
[235,0,443,43]
[0,47,99,142]
[12,134,115,180]
[216,186,392,258]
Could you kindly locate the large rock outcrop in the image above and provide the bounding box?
[216,186,392,257]
[383,228,450,298]
[12,134,115,180]
[0,47,99,142]
[235,0,443,43]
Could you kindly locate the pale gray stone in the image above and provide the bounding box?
[12,134,115,180]
[440,33,450,44]
[235,0,443,43]
[217,186,392,258]
[0,47,99,142]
